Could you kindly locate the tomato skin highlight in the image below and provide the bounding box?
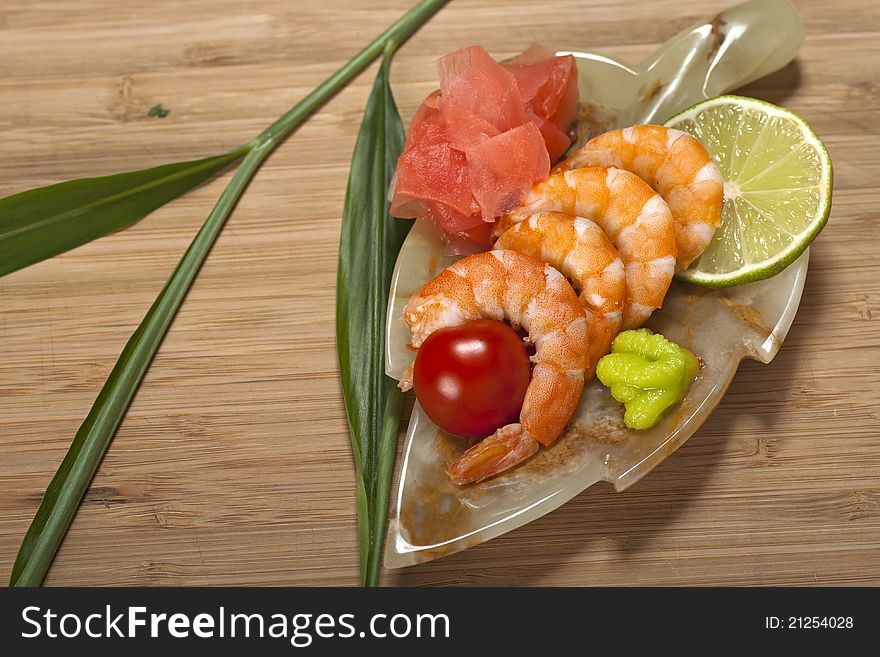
[412,320,531,437]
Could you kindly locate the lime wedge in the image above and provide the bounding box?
[665,95,832,288]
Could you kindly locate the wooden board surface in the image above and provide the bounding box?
[1,0,878,587]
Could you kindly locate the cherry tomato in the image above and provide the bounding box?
[412,319,531,437]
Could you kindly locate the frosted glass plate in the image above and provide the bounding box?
[384,0,805,568]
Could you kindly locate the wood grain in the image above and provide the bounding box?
[1,0,878,586]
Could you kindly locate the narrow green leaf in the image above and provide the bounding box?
[9,144,263,587]
[0,147,250,278]
[9,0,449,587]
[336,44,411,587]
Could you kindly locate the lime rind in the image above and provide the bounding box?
[665,95,832,288]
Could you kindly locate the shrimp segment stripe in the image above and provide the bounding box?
[558,124,724,269]
[402,250,589,484]
[494,210,626,373]
[505,166,678,330]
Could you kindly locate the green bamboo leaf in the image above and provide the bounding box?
[0,147,250,278]
[8,145,263,588]
[336,43,411,587]
[9,0,448,588]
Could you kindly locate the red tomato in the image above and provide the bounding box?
[412,320,531,437]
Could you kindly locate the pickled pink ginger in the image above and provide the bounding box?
[390,44,578,250]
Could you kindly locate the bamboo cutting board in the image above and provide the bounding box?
[1,0,878,586]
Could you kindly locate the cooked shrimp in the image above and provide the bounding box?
[558,125,723,269]
[401,250,588,485]
[501,166,677,329]
[494,211,625,374]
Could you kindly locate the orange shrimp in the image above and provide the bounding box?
[502,166,678,329]
[558,125,723,269]
[401,250,588,485]
[494,211,625,375]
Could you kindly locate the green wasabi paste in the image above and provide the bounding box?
[595,328,698,430]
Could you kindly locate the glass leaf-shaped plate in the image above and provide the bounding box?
[384,0,805,568]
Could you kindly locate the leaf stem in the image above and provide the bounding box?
[256,0,448,151]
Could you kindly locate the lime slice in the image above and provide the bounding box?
[665,95,832,287]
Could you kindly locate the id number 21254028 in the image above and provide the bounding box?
[765,617,854,630]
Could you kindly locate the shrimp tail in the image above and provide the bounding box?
[447,423,540,485]
[399,364,414,392]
